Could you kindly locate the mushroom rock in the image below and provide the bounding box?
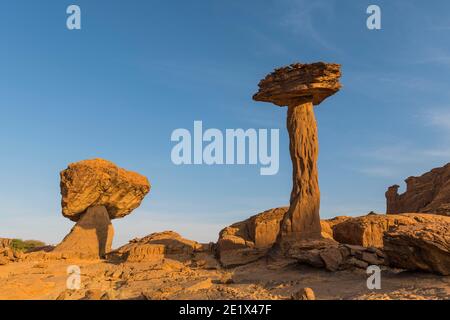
[253,63,341,244]
[53,206,114,259]
[60,158,151,222]
[55,159,150,259]
[386,163,450,216]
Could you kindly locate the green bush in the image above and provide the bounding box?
[10,239,46,252]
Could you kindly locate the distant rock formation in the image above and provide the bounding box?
[253,62,341,244]
[61,158,150,221]
[386,163,450,216]
[0,238,11,249]
[56,159,150,259]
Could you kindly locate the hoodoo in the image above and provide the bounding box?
[253,62,342,245]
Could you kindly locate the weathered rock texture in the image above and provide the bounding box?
[384,220,450,275]
[0,238,12,249]
[217,208,287,267]
[53,206,114,259]
[253,63,341,244]
[386,163,450,216]
[331,213,449,248]
[109,231,217,268]
[60,158,151,221]
[287,239,386,272]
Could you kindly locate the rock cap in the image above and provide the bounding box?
[253,62,341,106]
[60,158,150,221]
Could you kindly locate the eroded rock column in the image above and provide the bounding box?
[281,101,321,241]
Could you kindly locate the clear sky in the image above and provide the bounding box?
[1,0,450,246]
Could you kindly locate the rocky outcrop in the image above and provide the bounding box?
[60,158,150,221]
[217,208,287,267]
[109,231,216,268]
[384,220,450,275]
[253,63,341,244]
[287,239,386,272]
[53,206,114,259]
[0,238,12,249]
[332,213,449,248]
[320,216,352,240]
[0,246,23,265]
[386,163,450,216]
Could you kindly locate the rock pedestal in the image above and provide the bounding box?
[281,101,321,241]
[253,62,341,245]
[54,159,150,260]
[54,206,114,259]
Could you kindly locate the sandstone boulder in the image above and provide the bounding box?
[291,287,316,300]
[287,239,386,271]
[217,207,287,267]
[60,159,150,221]
[384,220,450,275]
[332,213,447,248]
[386,163,450,216]
[109,231,208,263]
[53,206,114,259]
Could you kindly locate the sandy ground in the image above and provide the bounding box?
[0,257,448,300]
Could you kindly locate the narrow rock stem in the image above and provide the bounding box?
[281,101,322,241]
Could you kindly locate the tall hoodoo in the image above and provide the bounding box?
[253,62,341,244]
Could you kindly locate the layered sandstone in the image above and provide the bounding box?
[384,220,450,275]
[60,158,150,221]
[53,206,114,259]
[253,62,341,244]
[109,231,215,267]
[217,207,287,267]
[386,163,450,216]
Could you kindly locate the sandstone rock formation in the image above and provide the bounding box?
[217,208,287,267]
[253,63,341,244]
[386,163,450,216]
[109,231,216,267]
[287,239,386,272]
[53,206,114,259]
[60,158,150,221]
[384,220,450,275]
[332,213,449,248]
[54,159,150,259]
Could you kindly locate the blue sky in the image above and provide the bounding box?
[1,0,450,246]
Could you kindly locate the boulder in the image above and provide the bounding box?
[291,287,316,300]
[60,158,150,221]
[386,163,450,216]
[320,216,352,240]
[287,239,387,271]
[384,220,450,275]
[217,207,287,267]
[53,206,114,259]
[109,231,208,263]
[332,213,447,248]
